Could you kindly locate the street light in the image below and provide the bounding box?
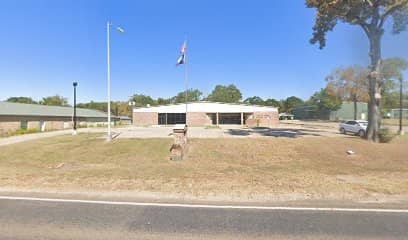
[73,82,78,135]
[129,101,135,124]
[107,21,124,141]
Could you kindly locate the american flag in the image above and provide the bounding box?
[176,41,187,66]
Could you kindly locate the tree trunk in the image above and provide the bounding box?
[353,96,357,120]
[366,32,382,142]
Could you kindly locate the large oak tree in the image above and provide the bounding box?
[306,0,408,142]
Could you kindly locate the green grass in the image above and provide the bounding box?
[204,125,220,129]
[0,128,41,138]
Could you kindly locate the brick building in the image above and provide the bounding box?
[133,102,279,127]
[0,101,112,136]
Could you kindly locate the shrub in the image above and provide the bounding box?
[378,128,396,143]
[13,128,40,136]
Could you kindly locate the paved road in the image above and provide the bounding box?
[0,198,407,239]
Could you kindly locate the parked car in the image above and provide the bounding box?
[339,120,368,137]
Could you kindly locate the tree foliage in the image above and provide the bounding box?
[157,98,171,105]
[264,98,281,108]
[303,88,342,118]
[281,96,304,114]
[6,97,38,104]
[381,57,408,111]
[129,94,157,107]
[243,96,265,105]
[326,65,369,102]
[382,57,408,84]
[171,89,203,103]
[306,0,408,49]
[206,84,242,103]
[40,95,69,106]
[77,101,108,112]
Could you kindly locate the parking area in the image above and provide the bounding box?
[114,121,344,139]
[113,120,408,139]
[3,120,402,145]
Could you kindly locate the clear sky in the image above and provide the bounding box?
[1,1,407,104]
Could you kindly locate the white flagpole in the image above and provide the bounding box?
[184,40,188,126]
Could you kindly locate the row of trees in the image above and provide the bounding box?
[126,85,306,116]
[6,95,69,106]
[4,84,307,117]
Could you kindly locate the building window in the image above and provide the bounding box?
[20,120,28,130]
[212,113,242,125]
[158,113,167,125]
[158,113,186,125]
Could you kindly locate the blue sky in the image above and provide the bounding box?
[1,1,407,104]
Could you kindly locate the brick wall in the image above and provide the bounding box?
[28,121,40,130]
[187,112,212,126]
[0,121,20,136]
[0,115,107,136]
[44,121,64,131]
[246,111,279,127]
[133,112,158,126]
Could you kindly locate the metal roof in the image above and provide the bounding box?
[0,101,108,118]
[133,101,278,113]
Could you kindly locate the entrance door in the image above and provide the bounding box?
[158,113,186,125]
[218,113,241,124]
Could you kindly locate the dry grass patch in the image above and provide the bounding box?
[0,133,407,201]
[382,118,408,126]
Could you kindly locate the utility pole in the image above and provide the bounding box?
[73,82,78,135]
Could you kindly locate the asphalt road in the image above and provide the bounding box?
[0,198,407,240]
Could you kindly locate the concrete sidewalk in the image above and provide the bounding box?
[0,130,74,147]
[0,128,108,147]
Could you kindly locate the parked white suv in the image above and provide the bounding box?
[339,120,368,137]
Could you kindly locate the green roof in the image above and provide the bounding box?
[0,101,108,118]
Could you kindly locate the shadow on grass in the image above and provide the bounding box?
[227,129,251,136]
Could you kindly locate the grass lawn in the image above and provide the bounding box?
[0,133,407,201]
[382,118,408,126]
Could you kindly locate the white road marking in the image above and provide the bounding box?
[0,195,407,213]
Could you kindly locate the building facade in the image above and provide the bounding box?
[133,102,279,127]
[0,101,112,136]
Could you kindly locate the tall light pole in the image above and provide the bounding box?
[106,21,124,141]
[129,101,135,124]
[73,82,78,135]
